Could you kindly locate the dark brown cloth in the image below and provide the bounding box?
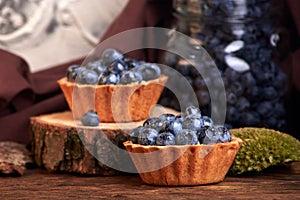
[0,49,83,144]
[0,0,299,144]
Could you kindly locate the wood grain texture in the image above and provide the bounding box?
[0,162,299,199]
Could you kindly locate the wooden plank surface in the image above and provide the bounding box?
[0,162,299,200]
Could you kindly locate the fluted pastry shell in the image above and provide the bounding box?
[123,137,242,186]
[57,75,168,123]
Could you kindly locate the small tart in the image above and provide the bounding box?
[123,137,242,186]
[58,75,168,123]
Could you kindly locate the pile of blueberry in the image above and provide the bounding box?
[129,106,231,146]
[160,0,288,131]
[66,48,161,85]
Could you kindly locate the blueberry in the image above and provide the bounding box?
[223,67,239,82]
[182,114,203,131]
[256,101,274,117]
[123,57,140,69]
[230,82,244,97]
[199,126,222,144]
[143,117,158,127]
[159,113,176,131]
[164,119,183,136]
[159,113,176,123]
[134,63,161,81]
[185,105,201,116]
[226,106,238,122]
[143,117,164,132]
[226,91,237,105]
[240,111,260,127]
[107,59,127,74]
[200,126,217,144]
[216,126,231,143]
[274,70,287,90]
[262,86,277,100]
[81,110,100,126]
[197,126,208,144]
[156,132,176,146]
[119,70,143,84]
[240,72,256,88]
[274,103,286,117]
[245,86,261,100]
[85,60,107,75]
[66,65,84,82]
[175,129,198,145]
[137,128,158,145]
[202,115,213,127]
[220,1,236,16]
[128,126,144,144]
[98,73,120,85]
[236,97,250,112]
[76,69,99,85]
[101,48,124,66]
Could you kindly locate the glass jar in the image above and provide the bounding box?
[160,0,291,131]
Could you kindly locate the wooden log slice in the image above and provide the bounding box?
[30,107,178,175]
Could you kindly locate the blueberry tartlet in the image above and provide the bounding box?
[123,106,243,186]
[58,49,168,123]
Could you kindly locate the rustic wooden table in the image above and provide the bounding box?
[1,162,299,200]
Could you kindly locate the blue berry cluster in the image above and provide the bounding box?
[161,0,288,131]
[129,106,231,146]
[66,48,161,85]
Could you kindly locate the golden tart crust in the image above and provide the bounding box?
[57,75,168,123]
[124,137,242,186]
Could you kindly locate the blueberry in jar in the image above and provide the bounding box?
[81,110,100,126]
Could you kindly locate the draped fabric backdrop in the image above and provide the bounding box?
[0,0,299,144]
